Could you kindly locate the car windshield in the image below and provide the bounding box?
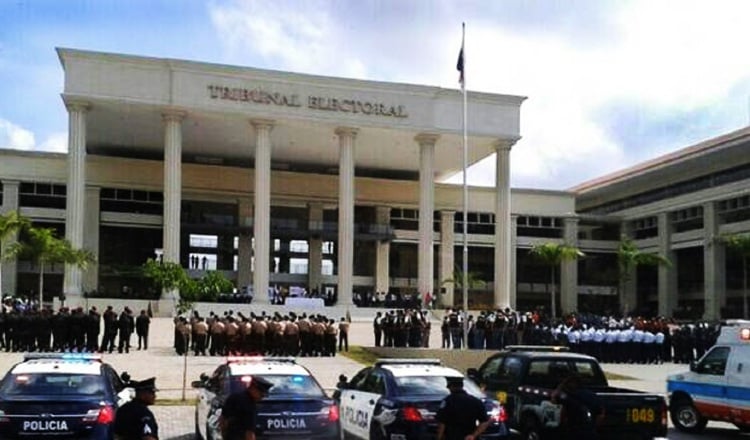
[394,375,485,398]
[230,374,325,397]
[0,373,105,396]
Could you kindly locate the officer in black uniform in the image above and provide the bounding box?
[219,375,273,440]
[113,377,159,440]
[436,376,490,440]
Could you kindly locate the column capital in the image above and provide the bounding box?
[64,99,91,113]
[162,109,187,122]
[414,133,440,145]
[250,118,275,130]
[494,137,519,151]
[335,126,359,138]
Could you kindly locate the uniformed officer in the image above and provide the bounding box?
[113,377,159,440]
[219,375,273,440]
[436,376,491,440]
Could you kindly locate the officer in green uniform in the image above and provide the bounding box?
[113,377,159,440]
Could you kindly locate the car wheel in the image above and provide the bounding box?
[521,416,543,440]
[671,400,707,433]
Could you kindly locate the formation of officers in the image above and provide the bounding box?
[443,307,721,365]
[0,299,151,354]
[173,310,351,357]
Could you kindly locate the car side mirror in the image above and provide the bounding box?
[120,371,131,385]
[689,361,698,372]
[466,368,479,382]
[200,373,209,382]
[191,380,205,389]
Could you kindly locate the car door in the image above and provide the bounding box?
[340,368,371,439]
[200,365,227,440]
[356,370,386,437]
[689,346,730,419]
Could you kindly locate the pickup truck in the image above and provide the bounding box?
[467,346,668,440]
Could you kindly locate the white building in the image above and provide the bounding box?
[1,48,749,319]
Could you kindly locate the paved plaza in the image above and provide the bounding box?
[0,317,736,439]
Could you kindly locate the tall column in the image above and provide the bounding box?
[252,119,274,304]
[162,110,185,299]
[440,211,456,308]
[561,218,579,314]
[703,202,726,320]
[82,186,100,294]
[237,198,253,293]
[658,213,678,317]
[510,215,518,309]
[308,203,324,295]
[416,134,439,305]
[493,139,515,309]
[336,127,358,306]
[1,180,20,295]
[375,206,391,294]
[63,101,89,300]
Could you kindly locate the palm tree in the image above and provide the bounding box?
[617,236,671,315]
[4,226,95,306]
[0,211,30,294]
[723,233,750,319]
[441,268,487,308]
[530,242,585,318]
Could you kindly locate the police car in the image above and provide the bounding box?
[192,356,339,439]
[337,358,508,440]
[667,322,750,433]
[0,353,132,440]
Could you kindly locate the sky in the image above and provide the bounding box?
[1,0,749,191]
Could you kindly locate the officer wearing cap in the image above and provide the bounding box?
[436,376,490,440]
[113,377,159,440]
[219,375,273,440]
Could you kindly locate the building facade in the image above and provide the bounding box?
[1,48,749,319]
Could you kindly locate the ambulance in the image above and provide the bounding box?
[667,322,750,434]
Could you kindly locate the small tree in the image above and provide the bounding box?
[196,270,234,302]
[441,268,486,308]
[142,258,193,313]
[5,226,95,306]
[723,233,750,319]
[0,211,30,294]
[530,242,585,318]
[617,236,671,314]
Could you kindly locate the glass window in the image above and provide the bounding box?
[190,234,218,248]
[0,373,105,396]
[394,375,485,398]
[696,347,730,375]
[479,356,505,383]
[230,375,325,397]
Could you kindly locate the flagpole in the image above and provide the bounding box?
[460,22,469,350]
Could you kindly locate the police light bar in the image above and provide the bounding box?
[227,356,296,364]
[374,358,442,367]
[23,353,103,362]
[504,345,570,353]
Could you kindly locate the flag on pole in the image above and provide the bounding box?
[456,22,465,87]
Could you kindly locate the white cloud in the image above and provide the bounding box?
[0,119,35,150]
[210,0,368,79]
[38,132,67,153]
[208,0,750,189]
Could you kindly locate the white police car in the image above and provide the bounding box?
[667,323,750,433]
[192,356,339,439]
[0,353,132,440]
[337,358,508,440]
